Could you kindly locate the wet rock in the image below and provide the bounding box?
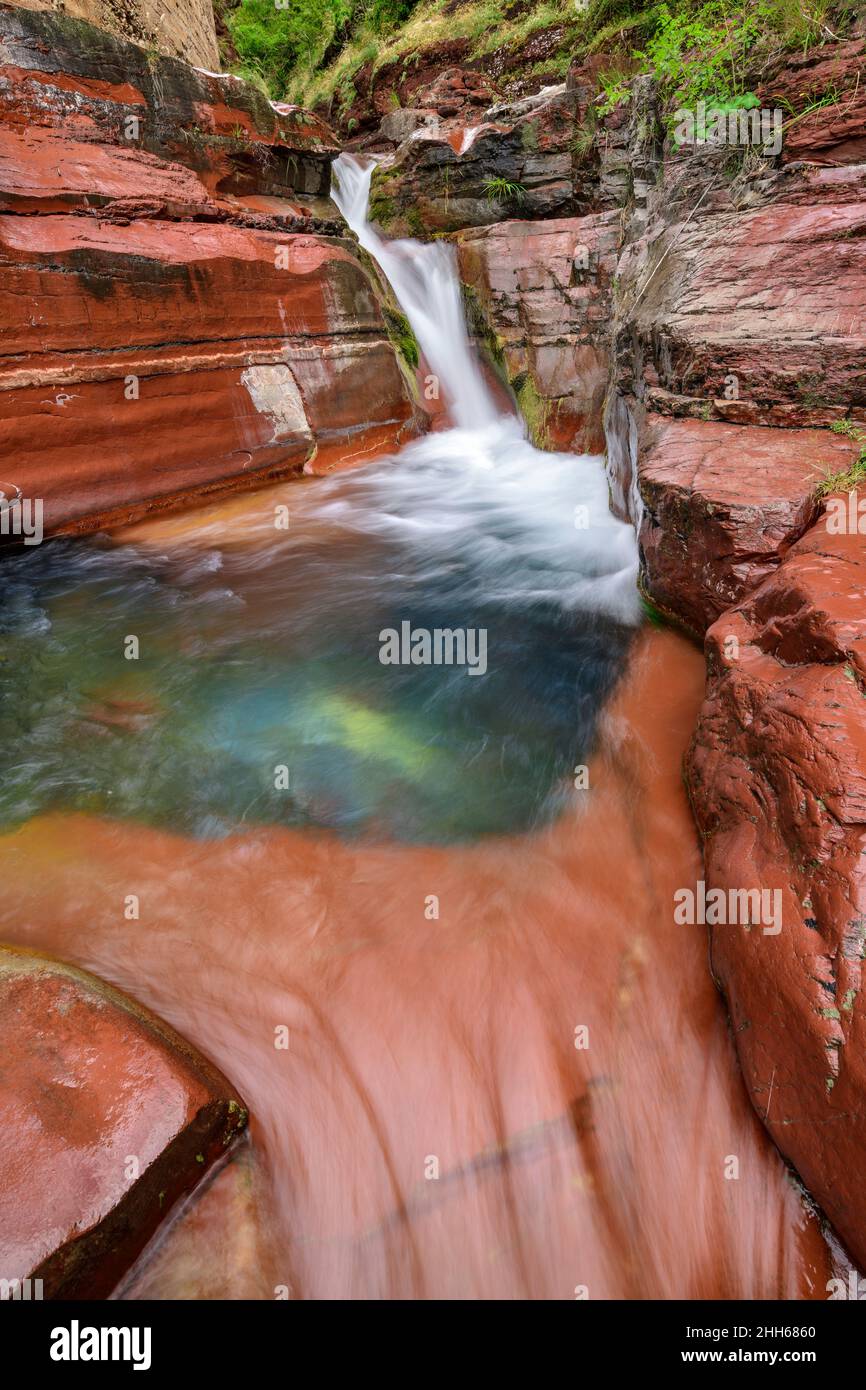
[686,515,866,1269]
[119,1147,272,1299]
[0,6,421,538]
[456,211,620,452]
[0,946,247,1299]
[635,416,859,634]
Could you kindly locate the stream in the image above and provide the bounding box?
[0,155,833,1298]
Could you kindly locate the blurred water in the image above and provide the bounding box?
[0,152,830,1303]
[0,417,639,842]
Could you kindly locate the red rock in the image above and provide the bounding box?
[686,515,866,1269]
[456,212,620,452]
[636,416,859,634]
[119,1148,271,1300]
[620,199,866,421]
[761,39,866,165]
[0,6,421,537]
[0,947,247,1299]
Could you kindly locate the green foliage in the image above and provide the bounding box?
[222,0,845,117]
[483,176,527,204]
[816,421,866,497]
[638,2,765,105]
[636,1,835,107]
[597,68,633,113]
[224,0,422,99]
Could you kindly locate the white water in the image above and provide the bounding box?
[328,152,640,625]
[332,154,497,430]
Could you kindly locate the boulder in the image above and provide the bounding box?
[635,416,859,634]
[0,946,247,1299]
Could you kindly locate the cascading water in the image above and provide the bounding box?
[332,153,497,430]
[0,150,834,1301]
[0,153,643,844]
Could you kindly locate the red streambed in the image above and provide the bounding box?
[0,628,831,1298]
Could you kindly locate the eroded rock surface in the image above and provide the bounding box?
[456,212,618,452]
[0,5,420,536]
[0,946,247,1298]
[686,516,866,1268]
[636,416,858,634]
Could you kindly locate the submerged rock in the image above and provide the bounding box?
[0,946,247,1299]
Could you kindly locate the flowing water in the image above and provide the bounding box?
[0,155,834,1298]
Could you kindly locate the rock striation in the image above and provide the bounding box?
[0,5,421,538]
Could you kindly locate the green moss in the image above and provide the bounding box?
[520,120,539,152]
[461,283,507,372]
[383,306,420,370]
[515,373,552,450]
[405,205,425,237]
[369,195,397,228]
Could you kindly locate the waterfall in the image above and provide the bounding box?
[328,151,641,627]
[331,153,499,431]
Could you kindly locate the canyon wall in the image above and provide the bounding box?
[6,0,219,69]
[605,43,866,1270]
[0,4,422,537]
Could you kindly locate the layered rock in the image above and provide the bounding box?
[635,416,859,634]
[368,83,589,236]
[6,0,219,70]
[0,946,247,1299]
[0,5,421,537]
[686,516,866,1267]
[762,36,866,166]
[601,45,866,1265]
[456,211,619,452]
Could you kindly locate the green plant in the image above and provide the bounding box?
[383,306,420,368]
[597,68,633,114]
[483,176,527,204]
[815,421,866,496]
